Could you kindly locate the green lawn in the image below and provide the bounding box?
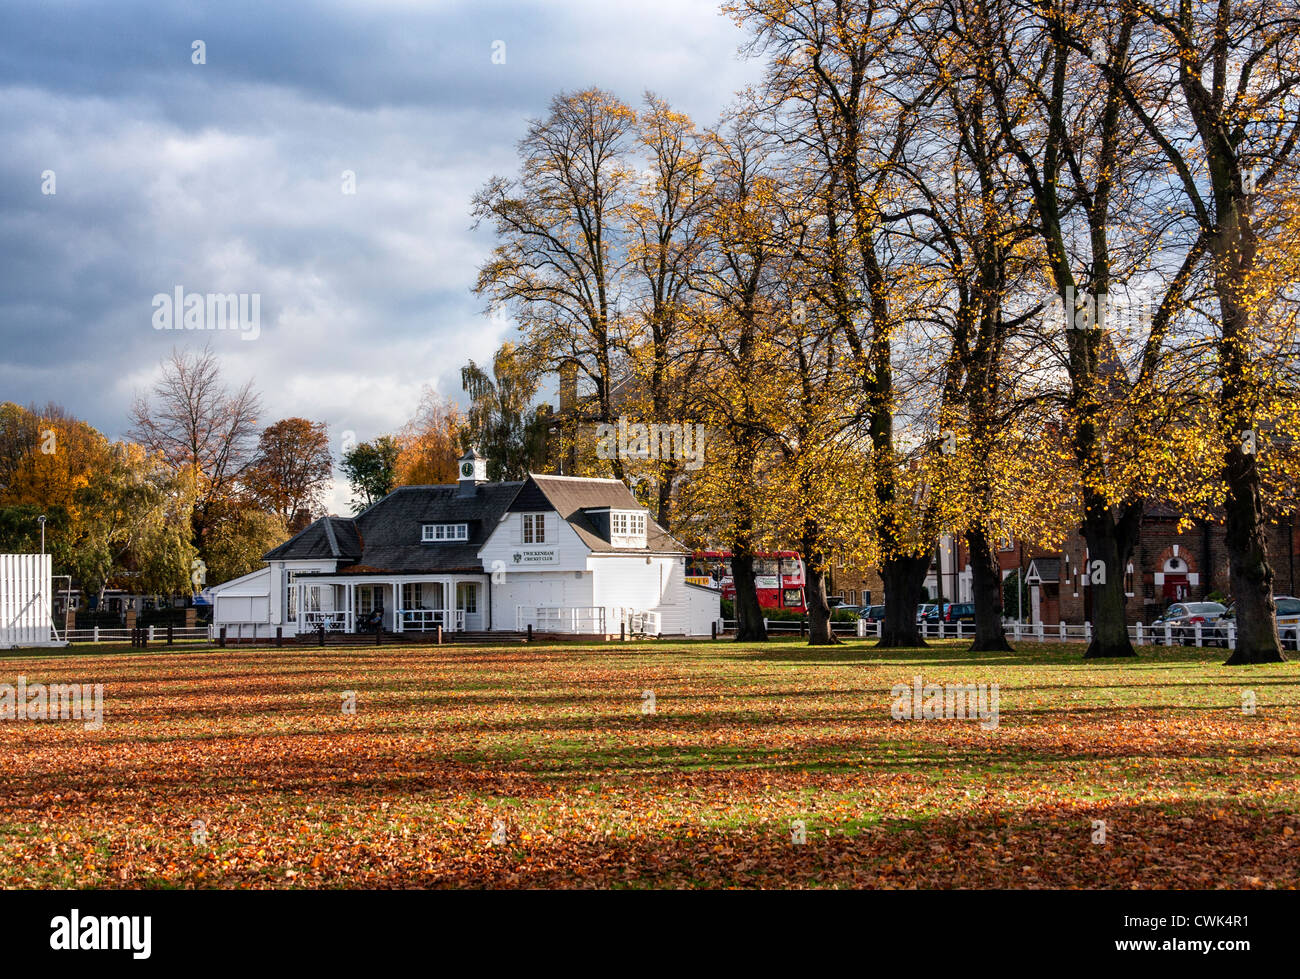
[1,638,1296,888]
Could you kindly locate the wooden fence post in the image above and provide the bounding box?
[526,624,533,641]
[276,626,283,647]
[436,625,443,645]
[318,624,325,646]
[218,626,226,648]
[167,622,174,646]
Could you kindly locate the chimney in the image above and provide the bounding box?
[558,360,578,414]
[457,447,488,496]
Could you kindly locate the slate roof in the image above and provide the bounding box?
[350,482,523,573]
[263,483,520,573]
[261,473,684,572]
[1026,557,1061,583]
[264,516,361,562]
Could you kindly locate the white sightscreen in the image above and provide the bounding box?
[0,553,54,646]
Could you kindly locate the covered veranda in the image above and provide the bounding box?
[290,573,487,635]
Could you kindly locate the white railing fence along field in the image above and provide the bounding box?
[719,616,1289,651]
[65,626,212,644]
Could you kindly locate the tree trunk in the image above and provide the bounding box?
[730,547,767,642]
[1222,446,1286,664]
[804,566,836,645]
[876,553,930,647]
[1216,225,1285,664]
[800,513,838,645]
[654,460,676,530]
[967,526,1012,652]
[1081,505,1138,659]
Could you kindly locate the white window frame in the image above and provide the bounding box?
[610,510,647,543]
[523,513,546,544]
[422,523,468,542]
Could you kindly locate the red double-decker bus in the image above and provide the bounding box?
[686,550,806,612]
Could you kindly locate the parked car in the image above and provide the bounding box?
[923,602,976,624]
[859,605,887,623]
[916,604,936,623]
[1150,602,1228,645]
[1278,597,1300,649]
[1202,597,1300,648]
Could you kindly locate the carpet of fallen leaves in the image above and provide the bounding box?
[1,638,1297,888]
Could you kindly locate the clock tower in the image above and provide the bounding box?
[457,447,488,495]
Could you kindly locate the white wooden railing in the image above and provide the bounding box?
[713,616,1297,651]
[304,610,348,632]
[515,606,607,634]
[619,609,661,636]
[398,608,464,632]
[64,626,212,643]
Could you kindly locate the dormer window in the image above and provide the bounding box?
[611,511,645,536]
[610,510,647,546]
[422,523,468,542]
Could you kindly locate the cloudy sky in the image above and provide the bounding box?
[0,0,763,509]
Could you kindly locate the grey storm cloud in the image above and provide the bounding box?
[0,0,763,500]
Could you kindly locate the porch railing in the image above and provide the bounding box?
[303,610,348,632]
[515,606,607,635]
[398,608,465,632]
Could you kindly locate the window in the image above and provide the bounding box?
[609,510,646,540]
[422,523,468,542]
[523,513,546,543]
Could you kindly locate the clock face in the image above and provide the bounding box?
[461,462,473,477]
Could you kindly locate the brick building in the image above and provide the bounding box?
[828,509,1300,625]
[1005,508,1300,626]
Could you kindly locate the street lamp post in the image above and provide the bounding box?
[37,514,46,555]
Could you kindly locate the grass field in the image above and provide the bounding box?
[1,638,1297,888]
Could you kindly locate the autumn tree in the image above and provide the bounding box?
[128,344,262,552]
[460,344,549,480]
[620,95,713,526]
[1098,0,1300,663]
[341,436,401,512]
[973,0,1216,657]
[244,417,333,530]
[472,89,636,478]
[395,390,465,486]
[70,442,197,605]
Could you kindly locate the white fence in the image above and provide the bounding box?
[720,616,1295,650]
[721,618,860,637]
[65,626,213,644]
[513,606,662,636]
